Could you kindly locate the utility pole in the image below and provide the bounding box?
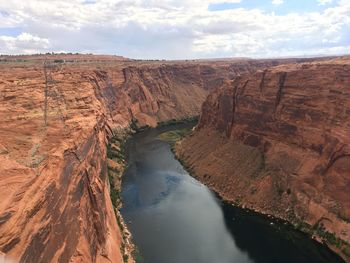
[43,58,49,126]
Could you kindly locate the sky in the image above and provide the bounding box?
[0,0,349,59]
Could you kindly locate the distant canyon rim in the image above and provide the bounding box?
[0,54,349,262]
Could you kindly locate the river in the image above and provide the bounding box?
[120,123,344,263]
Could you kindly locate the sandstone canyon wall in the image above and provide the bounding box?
[0,55,297,262]
[176,57,350,261]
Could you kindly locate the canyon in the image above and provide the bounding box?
[0,54,310,262]
[176,56,350,262]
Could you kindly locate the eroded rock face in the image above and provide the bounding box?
[176,57,350,261]
[0,55,294,262]
[0,64,124,263]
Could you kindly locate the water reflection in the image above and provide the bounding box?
[120,124,344,263]
[221,202,344,263]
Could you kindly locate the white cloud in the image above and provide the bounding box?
[271,0,284,5]
[0,0,349,58]
[0,33,50,54]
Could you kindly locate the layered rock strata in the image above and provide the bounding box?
[176,57,350,261]
[0,55,295,262]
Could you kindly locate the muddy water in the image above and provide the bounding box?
[120,124,344,263]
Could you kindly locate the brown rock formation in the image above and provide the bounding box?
[176,56,350,261]
[0,54,300,262]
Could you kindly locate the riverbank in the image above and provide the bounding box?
[170,130,349,262]
[107,130,135,263]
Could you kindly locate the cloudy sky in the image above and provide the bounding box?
[0,0,349,59]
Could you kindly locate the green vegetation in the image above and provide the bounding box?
[342,247,350,258]
[234,196,242,206]
[107,145,124,160]
[109,173,121,208]
[157,116,199,127]
[106,132,130,261]
[158,127,193,146]
[128,115,199,134]
[116,213,124,232]
[288,216,350,260]
[107,136,126,161]
[106,135,126,209]
[135,125,150,133]
[314,223,350,254]
[128,118,151,133]
[129,118,139,132]
[294,220,313,235]
[319,229,350,260]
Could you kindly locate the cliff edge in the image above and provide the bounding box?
[176,56,350,261]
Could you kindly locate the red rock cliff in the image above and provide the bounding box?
[0,56,293,262]
[176,57,350,261]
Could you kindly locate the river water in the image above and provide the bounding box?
[120,124,344,263]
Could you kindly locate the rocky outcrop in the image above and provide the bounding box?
[176,56,350,261]
[0,55,297,262]
[0,64,124,263]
